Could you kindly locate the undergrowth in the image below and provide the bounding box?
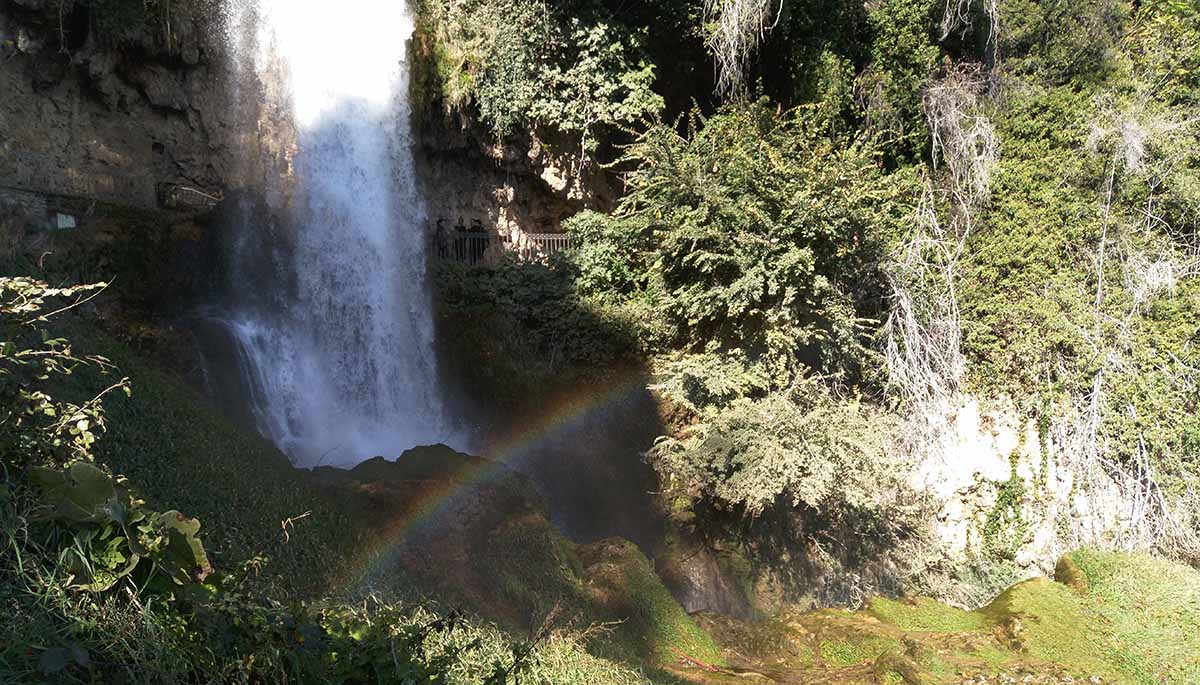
[695,549,1200,684]
[0,276,655,683]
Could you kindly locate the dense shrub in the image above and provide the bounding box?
[1126,0,1200,107]
[431,257,643,412]
[0,277,650,683]
[997,0,1128,83]
[561,103,919,563]
[416,0,663,148]
[580,102,910,388]
[952,0,1200,558]
[649,383,901,517]
[858,0,940,153]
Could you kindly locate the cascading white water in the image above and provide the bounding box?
[215,0,459,466]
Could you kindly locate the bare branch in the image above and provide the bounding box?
[704,0,781,98]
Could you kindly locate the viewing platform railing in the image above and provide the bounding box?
[432,231,572,265]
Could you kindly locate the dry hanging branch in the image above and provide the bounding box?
[923,65,997,229]
[939,0,998,45]
[1045,96,1200,564]
[883,182,966,460]
[280,511,312,543]
[883,68,997,461]
[703,0,781,98]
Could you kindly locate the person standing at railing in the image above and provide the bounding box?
[433,218,449,259]
[469,219,488,265]
[453,218,467,261]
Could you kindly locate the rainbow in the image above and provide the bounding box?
[331,366,653,593]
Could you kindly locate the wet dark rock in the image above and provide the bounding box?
[128,63,190,112]
[657,539,758,619]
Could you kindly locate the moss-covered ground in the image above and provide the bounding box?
[44,316,721,681]
[38,318,1200,685]
[677,549,1200,684]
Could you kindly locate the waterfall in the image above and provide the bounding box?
[212,0,459,466]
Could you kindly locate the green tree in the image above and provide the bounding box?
[599,102,910,387]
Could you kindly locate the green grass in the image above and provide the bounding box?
[1070,549,1200,684]
[970,552,1200,684]
[55,318,366,598]
[862,550,1200,685]
[969,643,1015,670]
[818,636,899,666]
[867,596,989,632]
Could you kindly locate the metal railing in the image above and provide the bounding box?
[524,233,572,255]
[433,230,572,265]
[432,233,491,265]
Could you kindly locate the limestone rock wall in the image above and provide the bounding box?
[0,3,599,252]
[0,185,47,216]
[913,396,1133,579]
[0,1,239,210]
[413,107,619,262]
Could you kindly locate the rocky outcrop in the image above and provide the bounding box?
[412,105,619,260]
[1,0,595,259]
[912,397,1135,580]
[310,444,722,669]
[655,540,759,620]
[0,1,238,210]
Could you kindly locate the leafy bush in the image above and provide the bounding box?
[417,0,663,148]
[0,280,207,597]
[997,0,1128,83]
[1126,0,1200,107]
[595,101,910,387]
[649,382,901,517]
[0,277,652,683]
[432,257,641,411]
[957,84,1100,394]
[858,0,940,153]
[563,210,643,302]
[528,14,663,148]
[561,104,919,579]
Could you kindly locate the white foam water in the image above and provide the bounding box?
[216,0,459,466]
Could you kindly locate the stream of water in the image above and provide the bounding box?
[212,0,459,466]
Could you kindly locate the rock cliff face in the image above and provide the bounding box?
[912,397,1136,584]
[0,0,241,210]
[0,1,621,448]
[1,3,602,246]
[412,105,619,260]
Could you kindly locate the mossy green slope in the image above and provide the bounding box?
[577,538,724,668]
[31,315,1200,685]
[54,319,370,598]
[688,549,1200,684]
[50,319,719,680]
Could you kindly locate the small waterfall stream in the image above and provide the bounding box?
[212,0,459,466]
